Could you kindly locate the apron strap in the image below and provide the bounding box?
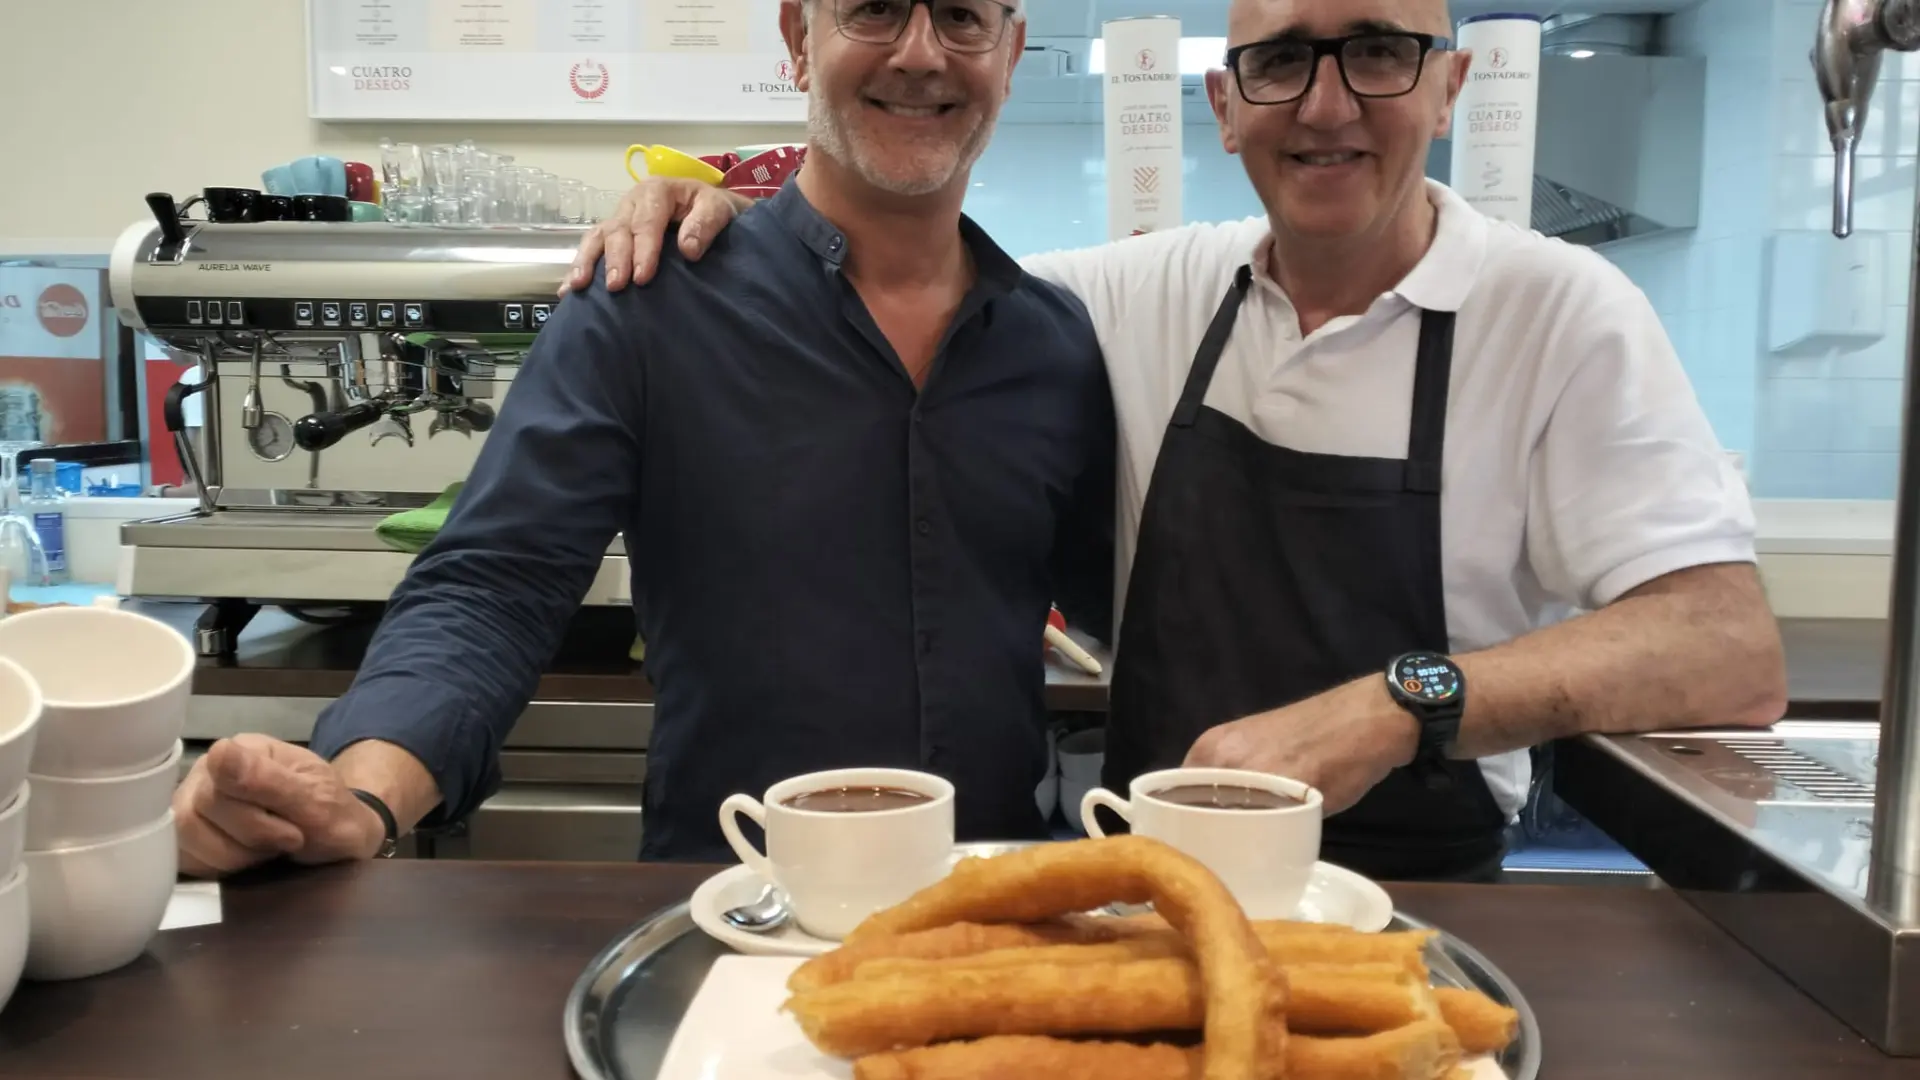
[1404,309,1456,494]
[1172,265,1254,428]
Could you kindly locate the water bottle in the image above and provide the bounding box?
[24,458,68,585]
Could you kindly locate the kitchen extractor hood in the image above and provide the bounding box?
[1004,41,1705,246]
[1432,52,1706,244]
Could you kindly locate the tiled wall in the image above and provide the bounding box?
[1598,0,1774,461]
[966,2,1919,502]
[1604,0,1915,498]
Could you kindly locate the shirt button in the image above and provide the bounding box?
[828,236,844,253]
[916,518,932,536]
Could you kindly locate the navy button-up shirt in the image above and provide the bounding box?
[309,180,1116,861]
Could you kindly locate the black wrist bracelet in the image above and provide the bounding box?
[349,788,400,859]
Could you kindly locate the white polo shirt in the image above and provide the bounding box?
[1021,179,1757,818]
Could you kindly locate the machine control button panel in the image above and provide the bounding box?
[502,302,526,329]
[403,302,426,328]
[348,301,370,327]
[531,303,552,327]
[226,301,244,326]
[376,302,397,327]
[320,301,343,328]
[186,300,204,324]
[294,301,315,327]
[203,299,224,326]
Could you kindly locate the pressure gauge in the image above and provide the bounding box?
[247,412,298,462]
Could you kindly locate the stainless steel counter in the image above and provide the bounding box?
[1557,719,1920,1055]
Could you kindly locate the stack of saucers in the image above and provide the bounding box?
[0,655,42,1012]
[0,605,191,983]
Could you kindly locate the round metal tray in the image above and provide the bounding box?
[563,865,1543,1080]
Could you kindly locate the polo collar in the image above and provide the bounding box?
[1247,178,1489,315]
[1389,180,1487,313]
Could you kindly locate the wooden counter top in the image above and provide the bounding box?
[0,861,1913,1079]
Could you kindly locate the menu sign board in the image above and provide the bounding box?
[307,0,806,122]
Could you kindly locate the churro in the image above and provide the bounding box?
[836,836,1286,1080]
[1433,987,1521,1055]
[849,1020,1463,1080]
[845,926,1437,983]
[786,957,1432,1054]
[786,916,1143,994]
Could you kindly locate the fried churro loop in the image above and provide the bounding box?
[849,1020,1463,1080]
[835,836,1286,1080]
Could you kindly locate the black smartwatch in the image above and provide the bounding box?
[1384,651,1466,763]
[350,788,400,859]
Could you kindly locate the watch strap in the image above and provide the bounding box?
[349,788,400,858]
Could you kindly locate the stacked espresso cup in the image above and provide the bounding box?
[0,600,191,1011]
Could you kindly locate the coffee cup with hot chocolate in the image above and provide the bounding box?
[718,767,955,940]
[1080,767,1322,919]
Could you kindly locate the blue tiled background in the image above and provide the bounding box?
[958,0,1909,501]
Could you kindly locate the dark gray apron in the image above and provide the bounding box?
[1104,266,1508,881]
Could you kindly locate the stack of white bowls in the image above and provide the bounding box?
[0,655,41,1012]
[0,604,191,990]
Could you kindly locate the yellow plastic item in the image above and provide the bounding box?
[624,144,725,186]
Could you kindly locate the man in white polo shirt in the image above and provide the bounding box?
[565,0,1787,880]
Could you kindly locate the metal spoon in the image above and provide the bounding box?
[721,885,792,933]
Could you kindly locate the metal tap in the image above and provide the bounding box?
[1814,0,1901,235]
[1816,0,1920,924]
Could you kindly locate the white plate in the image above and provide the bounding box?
[655,955,1509,1080]
[688,856,1395,958]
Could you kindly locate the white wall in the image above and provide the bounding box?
[0,0,806,254]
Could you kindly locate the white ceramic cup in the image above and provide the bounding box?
[0,864,27,1012]
[1081,767,1324,919]
[0,607,192,778]
[719,768,955,941]
[0,784,27,881]
[24,809,178,981]
[26,739,184,851]
[0,655,44,804]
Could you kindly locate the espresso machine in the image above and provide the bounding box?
[109,193,632,655]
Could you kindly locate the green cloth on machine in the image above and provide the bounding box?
[374,481,650,664]
[374,483,464,554]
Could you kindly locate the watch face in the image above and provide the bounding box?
[1393,653,1461,705]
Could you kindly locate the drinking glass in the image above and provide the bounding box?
[558,179,587,225]
[385,193,430,224]
[426,145,463,197]
[461,169,499,223]
[380,140,425,196]
[0,444,48,587]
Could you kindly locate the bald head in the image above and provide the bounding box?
[1227,0,1452,45]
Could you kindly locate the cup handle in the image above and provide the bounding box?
[624,145,649,184]
[718,794,772,880]
[1079,788,1132,839]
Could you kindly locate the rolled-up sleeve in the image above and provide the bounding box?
[308,272,647,826]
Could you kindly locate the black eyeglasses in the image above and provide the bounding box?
[1223,31,1450,105]
[832,0,1019,54]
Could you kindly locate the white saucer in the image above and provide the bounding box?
[688,855,1395,957]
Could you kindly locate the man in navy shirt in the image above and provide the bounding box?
[171,0,1115,872]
